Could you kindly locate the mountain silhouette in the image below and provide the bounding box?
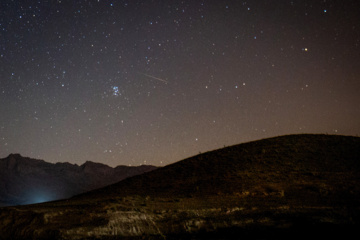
[77,134,360,200]
[0,154,157,206]
[0,134,359,239]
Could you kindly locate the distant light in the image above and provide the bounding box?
[26,191,53,205]
[324,9,327,13]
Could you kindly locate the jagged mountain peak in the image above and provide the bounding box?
[7,153,23,159]
[81,160,110,168]
[0,155,158,206]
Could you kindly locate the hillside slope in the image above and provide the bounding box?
[0,134,359,239]
[78,134,360,200]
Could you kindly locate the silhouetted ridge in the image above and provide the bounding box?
[77,134,360,199]
[0,155,158,206]
[7,153,22,158]
[1,134,359,240]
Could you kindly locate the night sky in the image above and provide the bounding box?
[1,0,360,167]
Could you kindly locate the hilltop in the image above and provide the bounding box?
[0,134,359,239]
[78,134,360,200]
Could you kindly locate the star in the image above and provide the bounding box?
[0,0,358,167]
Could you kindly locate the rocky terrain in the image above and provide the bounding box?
[0,134,359,239]
[0,154,157,206]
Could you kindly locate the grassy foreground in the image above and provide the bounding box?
[0,134,359,239]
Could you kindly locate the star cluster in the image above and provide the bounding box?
[1,0,360,166]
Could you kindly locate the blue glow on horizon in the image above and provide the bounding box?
[24,190,55,205]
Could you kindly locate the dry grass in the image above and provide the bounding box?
[1,134,359,239]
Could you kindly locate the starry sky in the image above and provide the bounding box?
[1,0,360,167]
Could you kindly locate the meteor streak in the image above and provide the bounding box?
[139,72,168,84]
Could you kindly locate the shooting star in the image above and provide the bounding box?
[139,72,168,84]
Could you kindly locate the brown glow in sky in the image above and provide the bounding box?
[1,0,359,166]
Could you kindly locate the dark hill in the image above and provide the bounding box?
[77,134,360,200]
[0,154,157,206]
[0,134,359,240]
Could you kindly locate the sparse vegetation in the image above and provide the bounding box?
[0,134,359,239]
